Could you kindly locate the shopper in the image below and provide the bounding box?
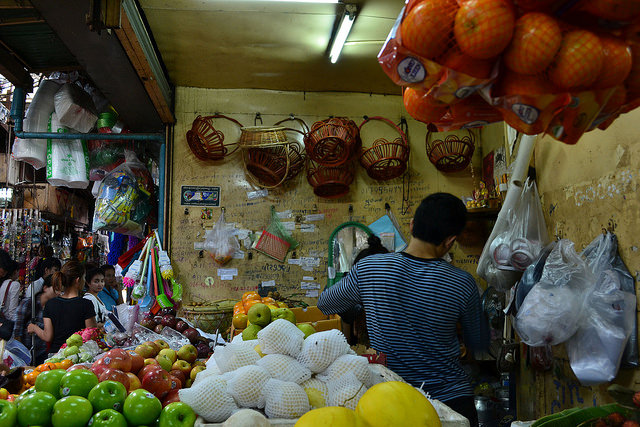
[98,264,123,311]
[0,251,21,322]
[318,193,488,427]
[14,276,59,365]
[83,267,108,325]
[27,260,96,353]
[24,257,61,299]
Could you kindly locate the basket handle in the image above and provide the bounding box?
[242,145,292,190]
[425,126,475,148]
[273,117,310,134]
[195,114,244,129]
[358,116,409,148]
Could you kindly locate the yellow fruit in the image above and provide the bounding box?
[304,387,326,408]
[265,304,279,310]
[232,313,248,329]
[254,344,266,357]
[356,381,441,427]
[277,302,288,308]
[295,407,366,427]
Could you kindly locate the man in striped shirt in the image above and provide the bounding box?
[318,193,487,426]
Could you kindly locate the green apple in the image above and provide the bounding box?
[123,389,162,426]
[17,391,56,427]
[172,360,192,376]
[14,387,36,406]
[247,303,271,327]
[60,368,99,398]
[51,396,93,427]
[154,340,170,350]
[189,366,205,381]
[66,334,83,348]
[64,345,80,357]
[134,344,156,359]
[89,409,128,427]
[158,402,196,427]
[88,380,127,413]
[156,354,173,372]
[34,369,67,399]
[177,344,197,364]
[272,307,296,324]
[158,349,177,364]
[297,323,317,339]
[242,324,262,341]
[0,400,17,427]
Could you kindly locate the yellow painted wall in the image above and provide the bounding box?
[168,87,504,305]
[518,111,640,420]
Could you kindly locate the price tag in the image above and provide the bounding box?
[247,189,268,200]
[220,275,234,281]
[305,213,325,221]
[300,224,315,233]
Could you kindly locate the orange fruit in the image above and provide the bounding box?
[261,297,277,305]
[583,0,640,21]
[593,37,632,89]
[25,370,39,384]
[58,359,73,370]
[233,301,245,314]
[498,71,560,96]
[439,47,495,79]
[503,13,561,75]
[403,87,448,124]
[232,313,248,329]
[400,0,458,59]
[241,291,261,303]
[549,30,604,90]
[454,0,515,59]
[243,299,262,313]
[36,364,51,372]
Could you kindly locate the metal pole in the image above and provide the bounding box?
[158,143,165,244]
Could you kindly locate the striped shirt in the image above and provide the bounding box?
[318,251,485,401]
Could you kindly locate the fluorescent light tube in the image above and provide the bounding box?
[329,11,354,63]
[244,0,339,2]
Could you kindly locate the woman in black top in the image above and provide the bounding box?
[28,260,96,353]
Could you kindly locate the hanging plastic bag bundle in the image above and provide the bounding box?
[477,177,548,290]
[46,112,90,189]
[255,206,299,263]
[53,82,98,133]
[13,80,61,169]
[204,210,240,266]
[514,239,594,347]
[92,151,153,236]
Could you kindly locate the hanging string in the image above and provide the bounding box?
[399,118,410,215]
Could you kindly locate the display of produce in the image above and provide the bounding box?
[379,0,640,143]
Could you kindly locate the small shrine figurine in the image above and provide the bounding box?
[467,181,489,209]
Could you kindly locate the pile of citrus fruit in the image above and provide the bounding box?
[232,291,288,332]
[22,360,74,392]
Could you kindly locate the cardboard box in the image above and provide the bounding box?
[291,306,346,335]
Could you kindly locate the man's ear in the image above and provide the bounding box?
[409,219,414,234]
[444,235,457,249]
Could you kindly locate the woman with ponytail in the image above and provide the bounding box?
[27,260,96,352]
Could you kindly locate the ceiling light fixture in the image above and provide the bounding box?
[245,0,339,3]
[329,4,358,64]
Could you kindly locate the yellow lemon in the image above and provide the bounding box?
[295,407,366,427]
[356,381,441,427]
[254,344,266,357]
[232,313,248,329]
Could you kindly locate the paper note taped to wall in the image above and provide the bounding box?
[276,210,292,219]
[288,259,301,265]
[217,268,238,277]
[300,224,315,233]
[301,282,321,290]
[247,189,268,200]
[305,214,325,221]
[282,222,296,231]
[305,290,319,297]
[262,280,276,287]
[220,275,234,281]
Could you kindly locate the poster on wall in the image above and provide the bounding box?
[181,185,220,206]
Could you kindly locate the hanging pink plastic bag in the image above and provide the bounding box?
[204,210,240,266]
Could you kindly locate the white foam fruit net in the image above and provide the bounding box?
[214,342,261,373]
[326,371,367,411]
[256,354,312,384]
[178,375,238,423]
[317,354,373,387]
[300,377,329,409]
[257,319,305,357]
[262,378,310,419]
[226,365,272,408]
[297,329,351,373]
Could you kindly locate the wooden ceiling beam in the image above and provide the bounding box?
[0,44,32,90]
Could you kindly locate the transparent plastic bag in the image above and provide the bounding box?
[514,242,556,313]
[204,211,240,266]
[514,239,594,346]
[92,152,153,236]
[478,178,548,290]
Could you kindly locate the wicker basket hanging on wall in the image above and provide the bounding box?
[186,114,244,161]
[358,116,410,181]
[304,117,360,167]
[425,124,475,173]
[306,158,355,199]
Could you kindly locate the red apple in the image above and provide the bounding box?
[169,370,186,386]
[91,359,110,377]
[142,368,172,399]
[160,315,177,329]
[154,324,165,334]
[153,315,163,324]
[183,328,200,344]
[127,351,144,374]
[168,374,182,391]
[67,364,92,372]
[99,368,131,390]
[175,320,189,333]
[138,364,163,382]
[162,390,180,407]
[126,372,142,392]
[102,349,132,372]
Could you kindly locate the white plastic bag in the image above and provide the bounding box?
[514,240,594,346]
[204,211,240,266]
[46,113,90,189]
[478,178,548,290]
[53,83,97,133]
[13,80,61,169]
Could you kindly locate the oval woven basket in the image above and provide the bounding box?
[306,158,355,199]
[359,116,410,181]
[305,117,360,167]
[238,126,288,148]
[425,126,475,173]
[186,114,243,161]
[181,299,236,334]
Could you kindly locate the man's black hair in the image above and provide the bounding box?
[412,193,467,245]
[100,264,116,273]
[36,257,62,278]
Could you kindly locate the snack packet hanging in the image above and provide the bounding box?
[204,210,240,266]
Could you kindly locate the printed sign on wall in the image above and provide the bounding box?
[181,185,220,206]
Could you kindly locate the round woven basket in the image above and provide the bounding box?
[359,116,410,181]
[186,115,243,161]
[181,300,236,334]
[425,125,475,173]
[305,117,360,167]
[307,159,355,199]
[243,147,289,188]
[238,126,288,148]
